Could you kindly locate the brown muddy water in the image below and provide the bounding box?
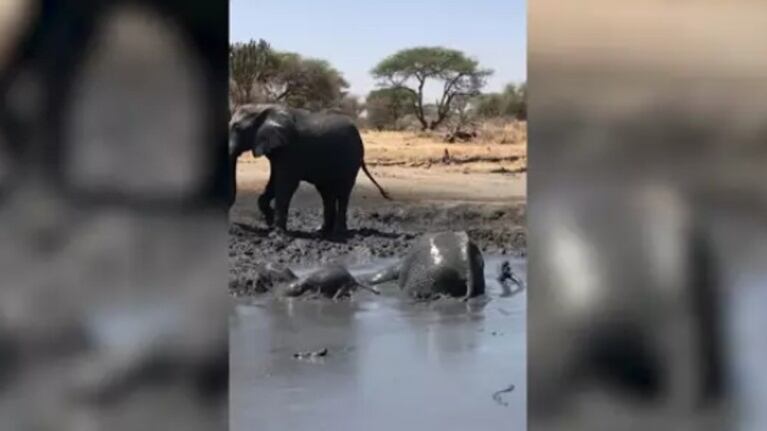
[230,256,526,431]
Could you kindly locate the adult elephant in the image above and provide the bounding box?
[228,104,390,236]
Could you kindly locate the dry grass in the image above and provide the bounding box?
[361,120,527,174]
[238,120,527,175]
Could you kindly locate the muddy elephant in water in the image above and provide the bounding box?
[369,231,485,300]
[228,104,390,236]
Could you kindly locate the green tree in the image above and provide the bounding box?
[475,82,527,120]
[475,93,505,118]
[229,39,279,106]
[372,47,492,130]
[502,83,527,119]
[268,54,349,110]
[365,87,416,130]
[229,39,349,110]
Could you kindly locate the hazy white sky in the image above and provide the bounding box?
[230,0,526,101]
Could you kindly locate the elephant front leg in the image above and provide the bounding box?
[274,176,300,232]
[258,176,275,226]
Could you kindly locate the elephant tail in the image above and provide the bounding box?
[361,160,392,200]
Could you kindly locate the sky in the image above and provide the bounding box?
[230,0,526,102]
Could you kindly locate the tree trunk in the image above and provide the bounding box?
[416,78,427,130]
[428,117,445,130]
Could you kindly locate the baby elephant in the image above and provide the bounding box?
[279,264,380,300]
[369,231,485,300]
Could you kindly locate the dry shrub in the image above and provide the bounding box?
[475,119,527,145]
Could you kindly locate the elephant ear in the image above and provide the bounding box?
[252,108,292,157]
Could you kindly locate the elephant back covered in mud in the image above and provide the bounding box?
[399,231,485,299]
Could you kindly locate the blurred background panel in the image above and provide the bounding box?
[0,1,229,430]
[530,1,766,430]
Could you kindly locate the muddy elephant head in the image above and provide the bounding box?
[226,104,294,207]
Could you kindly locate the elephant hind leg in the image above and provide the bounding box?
[316,185,337,235]
[334,183,354,235]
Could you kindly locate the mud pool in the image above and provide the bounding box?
[230,256,526,431]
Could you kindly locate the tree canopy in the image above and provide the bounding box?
[229,41,523,128]
[266,53,349,110]
[229,39,279,105]
[371,47,492,130]
[229,39,349,111]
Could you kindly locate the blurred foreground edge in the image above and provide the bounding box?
[0,1,230,430]
[530,1,766,431]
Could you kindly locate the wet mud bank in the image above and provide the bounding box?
[229,201,526,297]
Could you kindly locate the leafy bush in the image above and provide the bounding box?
[229,39,349,110]
[476,82,527,120]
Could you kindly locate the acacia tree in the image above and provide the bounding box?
[371,47,492,130]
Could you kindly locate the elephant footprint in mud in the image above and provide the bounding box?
[228,104,391,237]
[368,231,486,300]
